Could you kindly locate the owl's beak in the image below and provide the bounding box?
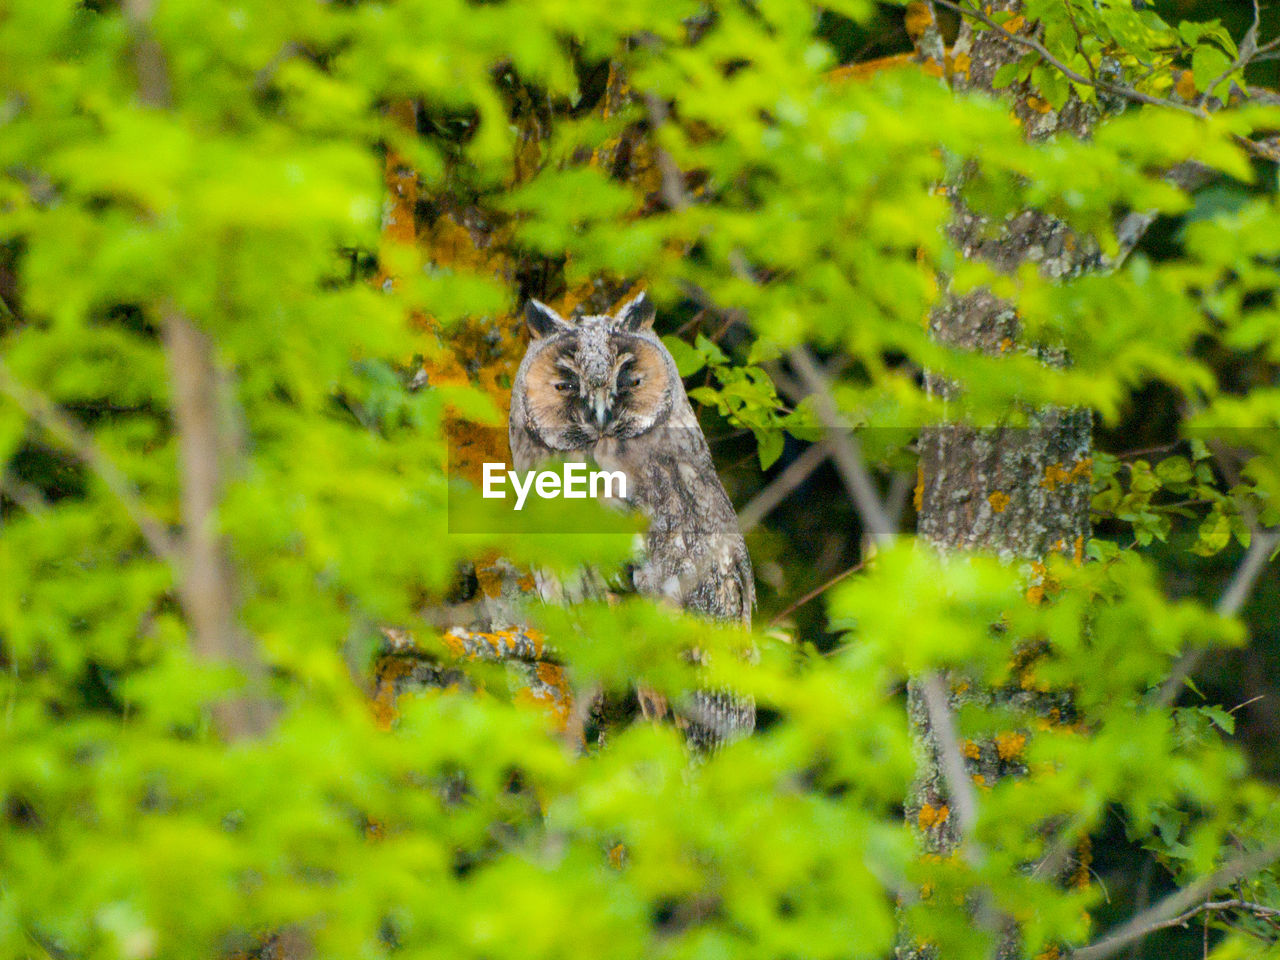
[591,387,609,429]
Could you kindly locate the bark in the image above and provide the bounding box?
[127,0,271,741]
[903,3,1098,957]
[165,315,272,740]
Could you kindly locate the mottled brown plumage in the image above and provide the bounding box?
[509,292,755,746]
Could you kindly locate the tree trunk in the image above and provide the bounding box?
[904,2,1099,956]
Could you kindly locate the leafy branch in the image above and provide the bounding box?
[1073,843,1280,960]
[929,0,1280,160]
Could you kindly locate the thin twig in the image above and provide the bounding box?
[934,0,1280,163]
[0,473,49,516]
[930,0,1207,117]
[767,559,865,628]
[1145,899,1280,937]
[1062,1,1099,86]
[788,347,896,547]
[738,441,830,533]
[1196,0,1262,110]
[920,672,979,838]
[636,34,690,213]
[1215,526,1280,618]
[0,360,178,563]
[643,91,689,212]
[1157,525,1280,707]
[1073,842,1280,960]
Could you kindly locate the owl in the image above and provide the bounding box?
[509,292,755,747]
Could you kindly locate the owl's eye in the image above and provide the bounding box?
[554,379,577,394]
[616,361,642,392]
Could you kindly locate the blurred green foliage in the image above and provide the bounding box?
[2,1,1280,959]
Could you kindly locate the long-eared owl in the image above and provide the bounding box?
[508,292,755,746]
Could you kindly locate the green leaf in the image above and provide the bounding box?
[662,335,706,376]
[1192,44,1233,98]
[694,333,728,365]
[755,428,784,470]
[1155,456,1192,484]
[1200,706,1235,735]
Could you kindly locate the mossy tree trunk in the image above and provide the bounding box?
[370,67,658,737]
[904,3,1098,957]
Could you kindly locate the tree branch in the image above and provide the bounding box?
[920,671,979,839]
[787,347,897,547]
[1073,843,1280,960]
[126,0,271,740]
[767,559,864,628]
[738,440,829,533]
[1118,898,1280,939]
[932,0,1280,165]
[0,360,179,564]
[1157,524,1280,707]
[930,0,1207,117]
[1195,0,1265,110]
[164,313,272,739]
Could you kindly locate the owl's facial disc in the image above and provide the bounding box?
[604,340,670,439]
[521,307,671,450]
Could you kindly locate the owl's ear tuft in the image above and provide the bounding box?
[616,292,656,332]
[525,299,573,339]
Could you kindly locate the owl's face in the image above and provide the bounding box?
[516,293,676,451]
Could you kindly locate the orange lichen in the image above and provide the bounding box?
[1073,534,1085,566]
[371,656,417,730]
[905,1,935,39]
[918,803,950,829]
[995,731,1027,760]
[376,100,419,255]
[1019,666,1050,693]
[1175,69,1197,100]
[1068,457,1093,482]
[988,490,1011,513]
[513,661,573,730]
[827,54,918,84]
[440,631,467,657]
[962,739,981,760]
[608,843,627,869]
[1041,462,1071,491]
[921,58,947,80]
[914,466,925,511]
[1072,836,1093,889]
[1004,14,1026,32]
[475,566,507,599]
